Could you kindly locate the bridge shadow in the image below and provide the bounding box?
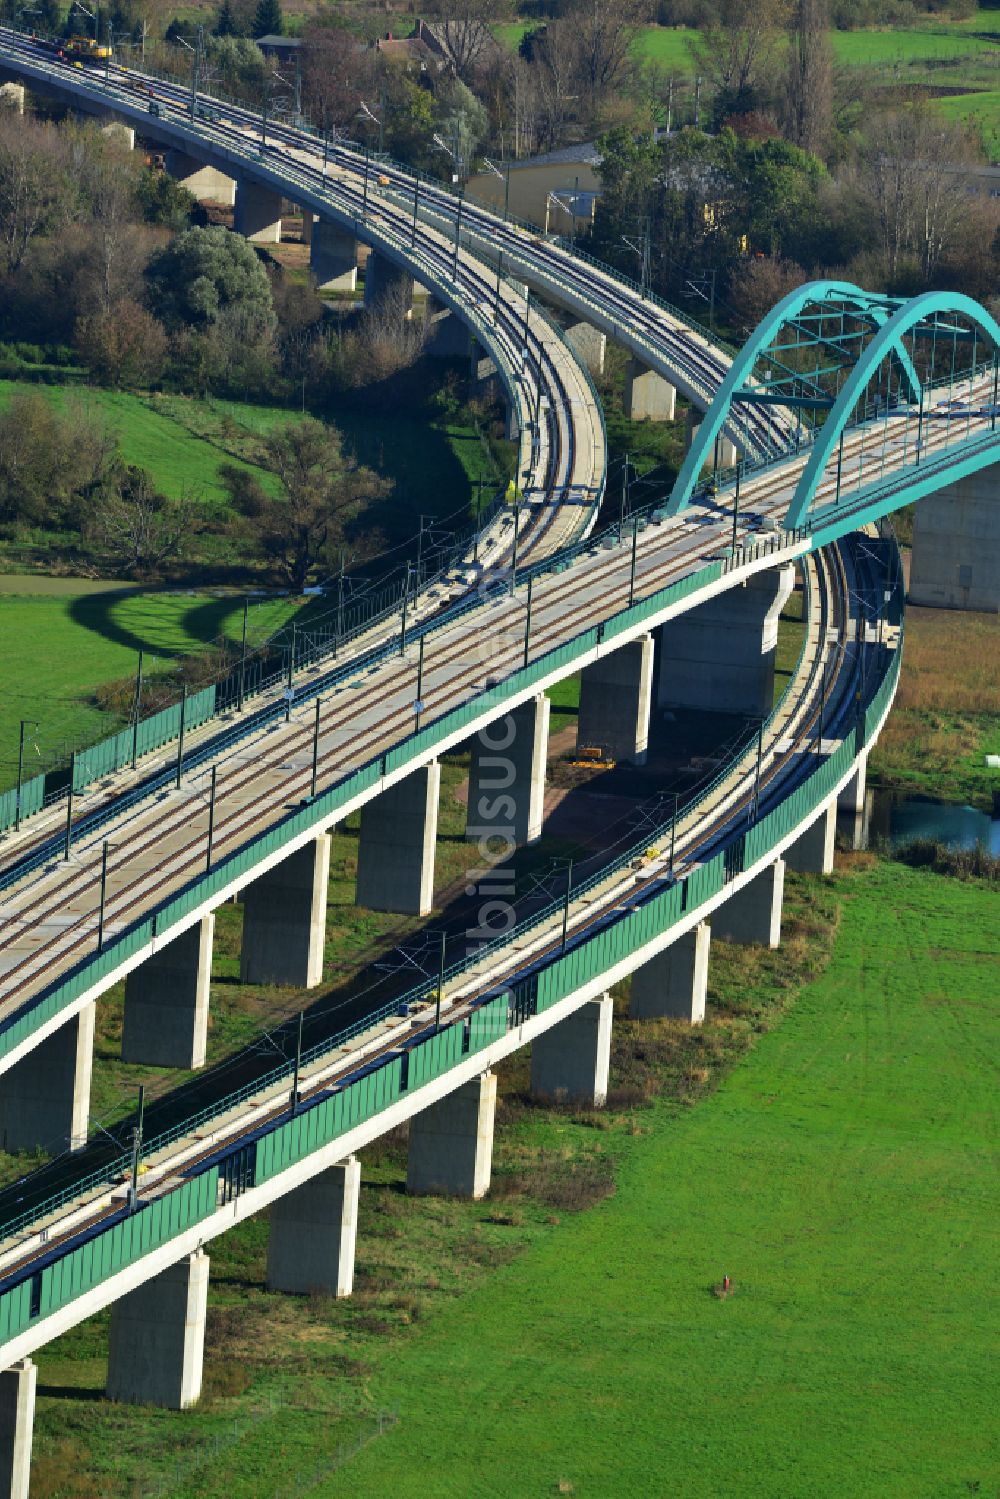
[37,1384,104,1402]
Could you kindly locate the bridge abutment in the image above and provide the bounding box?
[0,1360,34,1499]
[629,921,710,1023]
[0,1004,94,1154]
[106,1250,209,1409]
[578,632,654,764]
[656,564,795,718]
[240,835,330,988]
[356,762,439,915]
[786,803,836,875]
[407,1070,496,1198]
[714,860,784,948]
[466,694,549,848]
[530,993,612,1106]
[234,180,282,243]
[624,362,676,422]
[309,220,358,291]
[166,149,236,206]
[121,915,214,1069]
[908,469,1000,611]
[266,1156,361,1298]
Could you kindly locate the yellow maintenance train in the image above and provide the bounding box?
[31,33,112,65]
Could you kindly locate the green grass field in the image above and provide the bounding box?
[0,586,297,790]
[23,858,999,1498]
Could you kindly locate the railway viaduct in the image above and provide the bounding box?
[0,34,994,1495]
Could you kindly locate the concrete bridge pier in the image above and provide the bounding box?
[0,1003,94,1154]
[166,149,236,206]
[838,750,867,816]
[685,408,739,468]
[310,220,358,291]
[630,922,710,1023]
[234,180,282,243]
[577,632,654,764]
[786,802,836,875]
[122,915,214,1069]
[425,299,471,358]
[656,564,795,718]
[267,1157,361,1298]
[364,252,413,315]
[356,762,440,916]
[240,835,330,988]
[566,321,607,377]
[624,362,676,422]
[106,1250,209,1409]
[714,860,784,948]
[0,83,25,114]
[530,993,612,1106]
[407,1070,496,1198]
[909,467,1000,611]
[466,694,550,848]
[0,1360,35,1499]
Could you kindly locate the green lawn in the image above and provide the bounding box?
[0,586,297,789]
[332,860,999,1499]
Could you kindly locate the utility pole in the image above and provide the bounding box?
[15,718,37,834]
[131,650,144,769]
[189,23,202,122]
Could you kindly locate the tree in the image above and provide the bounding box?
[785,0,833,156]
[215,0,238,36]
[300,23,375,136]
[251,0,282,39]
[88,464,198,576]
[423,0,503,81]
[728,255,807,333]
[0,391,114,526]
[75,299,168,387]
[221,418,387,588]
[145,224,275,330]
[0,113,74,276]
[687,0,790,123]
[135,168,195,230]
[855,107,981,285]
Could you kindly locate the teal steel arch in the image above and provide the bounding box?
[784,289,1000,531]
[665,279,921,517]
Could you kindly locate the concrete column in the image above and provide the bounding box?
[0,1003,94,1154]
[364,251,413,314]
[407,1070,496,1198]
[684,408,738,467]
[656,564,795,718]
[426,299,471,358]
[578,632,654,764]
[909,467,1000,611]
[530,994,612,1106]
[838,750,868,816]
[624,361,676,421]
[101,120,135,150]
[240,835,330,988]
[466,695,549,848]
[301,208,313,245]
[310,219,358,291]
[630,921,710,1023]
[234,179,282,243]
[0,83,25,114]
[267,1157,360,1297]
[0,1361,35,1499]
[566,321,607,376]
[356,762,440,916]
[786,802,836,875]
[122,915,214,1070]
[166,148,237,206]
[107,1250,209,1410]
[714,860,784,948]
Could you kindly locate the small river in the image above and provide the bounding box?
[868,792,1000,854]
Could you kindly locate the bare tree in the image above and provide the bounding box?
[300,23,376,136]
[785,0,833,157]
[687,0,790,120]
[424,0,506,81]
[89,466,198,577]
[856,107,981,284]
[0,113,74,275]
